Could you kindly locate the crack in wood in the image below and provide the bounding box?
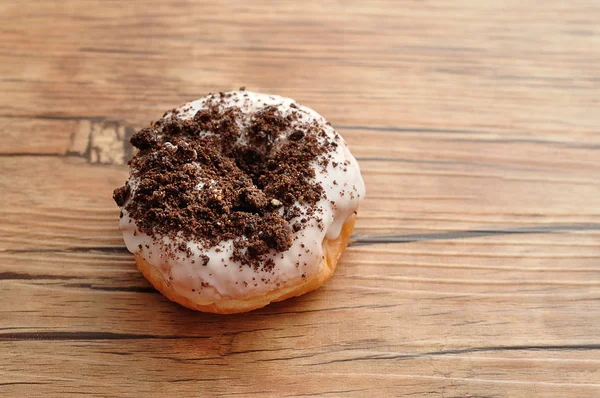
[258,303,398,316]
[283,388,369,397]
[350,224,600,246]
[2,224,599,255]
[0,382,50,386]
[307,344,600,366]
[61,283,157,293]
[337,125,487,135]
[0,331,211,341]
[2,246,130,254]
[0,272,78,281]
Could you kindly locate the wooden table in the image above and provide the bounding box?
[1,1,599,396]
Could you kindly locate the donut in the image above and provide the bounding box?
[113,91,365,313]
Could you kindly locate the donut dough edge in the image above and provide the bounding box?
[134,214,356,314]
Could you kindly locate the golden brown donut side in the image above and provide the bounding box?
[134,215,356,314]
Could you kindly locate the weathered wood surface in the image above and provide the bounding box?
[1,1,599,397]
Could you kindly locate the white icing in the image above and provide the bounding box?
[119,91,365,302]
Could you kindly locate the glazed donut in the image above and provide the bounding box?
[113,91,365,313]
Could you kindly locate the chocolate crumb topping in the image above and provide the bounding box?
[199,254,210,266]
[113,185,131,207]
[114,93,337,270]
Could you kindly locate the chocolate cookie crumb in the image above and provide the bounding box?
[114,94,335,271]
[113,185,131,207]
[200,254,210,266]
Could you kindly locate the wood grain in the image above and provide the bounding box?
[1,0,599,397]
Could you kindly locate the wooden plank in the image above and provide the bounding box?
[1,1,600,133]
[2,155,600,246]
[4,340,597,397]
[0,341,599,397]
